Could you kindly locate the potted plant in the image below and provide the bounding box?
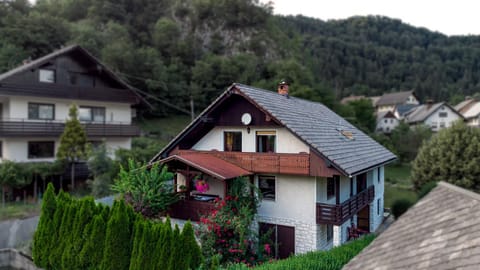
[195,179,209,193]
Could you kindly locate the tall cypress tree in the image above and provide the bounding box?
[157,217,173,269]
[57,104,87,190]
[167,224,181,270]
[32,182,56,268]
[182,221,203,269]
[79,215,106,269]
[129,219,145,270]
[101,200,133,270]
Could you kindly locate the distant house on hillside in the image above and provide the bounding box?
[343,182,480,270]
[454,98,477,114]
[0,45,141,187]
[404,101,463,131]
[393,103,418,120]
[455,99,480,127]
[376,90,419,113]
[151,82,396,258]
[340,95,379,107]
[376,111,399,134]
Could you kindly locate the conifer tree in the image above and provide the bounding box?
[57,104,87,190]
[129,219,145,270]
[101,200,133,270]
[168,224,181,270]
[157,217,173,269]
[79,215,106,269]
[32,182,56,268]
[49,201,76,269]
[182,221,203,269]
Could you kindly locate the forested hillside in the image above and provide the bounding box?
[1,0,480,117]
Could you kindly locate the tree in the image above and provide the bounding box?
[347,99,376,133]
[79,215,106,269]
[390,122,432,163]
[87,142,114,198]
[0,161,27,207]
[57,104,88,190]
[412,121,480,192]
[181,221,203,269]
[32,182,56,268]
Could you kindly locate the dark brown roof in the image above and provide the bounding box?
[343,182,480,270]
[158,152,252,180]
[376,90,416,106]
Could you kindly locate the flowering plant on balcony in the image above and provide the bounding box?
[195,179,209,193]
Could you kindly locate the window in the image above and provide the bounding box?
[327,177,335,199]
[377,198,381,216]
[39,69,55,83]
[431,122,438,129]
[378,167,381,183]
[79,106,105,122]
[439,112,448,118]
[326,224,333,241]
[259,175,275,200]
[28,103,54,120]
[70,72,95,87]
[0,141,2,158]
[256,131,276,153]
[384,119,387,123]
[440,122,446,128]
[390,119,394,123]
[224,132,242,152]
[28,141,54,159]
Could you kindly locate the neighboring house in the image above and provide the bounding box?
[455,99,480,127]
[454,97,477,114]
[404,101,464,131]
[376,90,419,113]
[393,103,418,120]
[376,111,399,134]
[0,45,141,163]
[340,95,366,104]
[343,182,480,270]
[151,83,396,258]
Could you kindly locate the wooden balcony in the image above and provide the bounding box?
[0,119,140,137]
[316,185,375,225]
[178,150,310,175]
[168,199,216,221]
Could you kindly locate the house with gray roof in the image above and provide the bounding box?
[405,101,464,131]
[151,82,396,258]
[343,182,480,270]
[455,99,480,127]
[376,90,419,114]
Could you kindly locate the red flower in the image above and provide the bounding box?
[264,244,271,255]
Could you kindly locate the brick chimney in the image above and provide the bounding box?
[426,99,434,109]
[277,81,289,96]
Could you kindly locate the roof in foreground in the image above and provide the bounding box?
[235,84,396,176]
[158,152,252,180]
[376,90,414,106]
[343,182,480,270]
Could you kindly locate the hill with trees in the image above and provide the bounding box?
[2,0,480,117]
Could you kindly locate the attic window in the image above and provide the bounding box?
[340,130,354,140]
[39,69,55,83]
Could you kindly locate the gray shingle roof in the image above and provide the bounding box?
[376,90,415,106]
[405,102,463,124]
[395,104,418,118]
[236,84,396,176]
[343,182,480,270]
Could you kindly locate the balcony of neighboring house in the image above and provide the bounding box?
[176,150,312,176]
[0,118,141,137]
[316,185,375,226]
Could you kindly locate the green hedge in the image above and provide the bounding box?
[225,234,375,270]
[33,183,202,270]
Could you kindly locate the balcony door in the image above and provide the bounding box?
[357,206,370,232]
[356,173,367,193]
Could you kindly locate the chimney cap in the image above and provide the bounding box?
[278,80,289,85]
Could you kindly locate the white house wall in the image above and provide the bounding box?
[376,118,399,133]
[256,174,317,253]
[424,105,461,130]
[193,127,310,153]
[5,96,132,123]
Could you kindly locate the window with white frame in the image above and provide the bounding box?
[28,103,54,120]
[259,175,275,200]
[79,106,106,122]
[39,69,55,83]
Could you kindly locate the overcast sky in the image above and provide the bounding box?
[263,0,480,36]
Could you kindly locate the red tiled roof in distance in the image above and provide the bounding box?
[157,152,252,180]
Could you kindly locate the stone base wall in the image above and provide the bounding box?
[0,248,40,270]
[257,215,317,254]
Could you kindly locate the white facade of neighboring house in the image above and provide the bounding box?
[376,111,399,134]
[458,101,480,127]
[405,102,463,131]
[153,83,396,258]
[0,45,141,163]
[376,91,419,113]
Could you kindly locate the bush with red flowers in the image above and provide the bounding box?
[197,177,272,267]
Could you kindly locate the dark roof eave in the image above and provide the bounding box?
[349,156,398,177]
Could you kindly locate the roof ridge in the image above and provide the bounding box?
[438,181,480,202]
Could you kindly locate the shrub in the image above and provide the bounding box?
[32,182,56,268]
[417,181,437,199]
[182,221,203,269]
[79,215,106,269]
[391,198,414,219]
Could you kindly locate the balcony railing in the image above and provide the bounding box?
[168,199,216,221]
[316,185,375,225]
[0,118,140,137]
[178,150,310,175]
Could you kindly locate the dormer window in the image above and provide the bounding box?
[39,69,55,83]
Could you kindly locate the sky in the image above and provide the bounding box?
[262,0,480,36]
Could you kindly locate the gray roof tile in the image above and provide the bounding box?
[343,182,480,270]
[376,90,415,106]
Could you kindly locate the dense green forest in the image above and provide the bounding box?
[1,0,480,117]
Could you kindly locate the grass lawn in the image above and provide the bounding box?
[0,202,41,221]
[384,163,417,208]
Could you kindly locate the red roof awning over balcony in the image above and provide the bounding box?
[157,152,252,180]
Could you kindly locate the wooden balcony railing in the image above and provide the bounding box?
[178,150,310,175]
[316,185,375,225]
[0,119,140,137]
[168,199,216,221]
